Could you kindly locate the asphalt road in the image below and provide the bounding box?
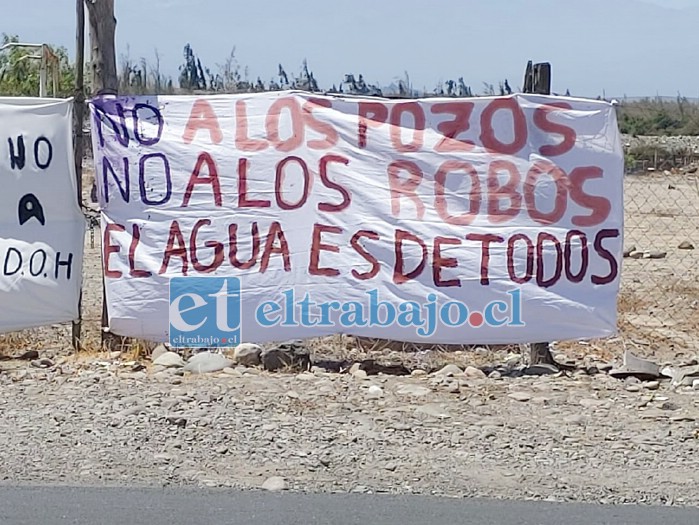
[0,486,697,525]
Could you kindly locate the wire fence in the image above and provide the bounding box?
[2,154,699,361]
[615,167,699,356]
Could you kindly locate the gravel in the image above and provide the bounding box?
[1,355,698,507]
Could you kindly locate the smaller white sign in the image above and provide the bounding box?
[0,97,85,332]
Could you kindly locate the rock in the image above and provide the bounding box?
[16,350,39,361]
[359,359,410,376]
[623,246,636,257]
[434,364,462,377]
[564,415,585,425]
[503,353,521,367]
[628,251,644,259]
[670,414,696,422]
[184,352,233,374]
[643,381,660,391]
[411,369,427,377]
[523,364,559,376]
[415,404,451,419]
[261,476,286,491]
[233,343,262,367]
[678,241,694,250]
[508,392,531,402]
[153,352,185,368]
[31,358,54,368]
[609,351,660,380]
[579,398,610,409]
[626,385,641,393]
[396,384,431,397]
[463,366,487,379]
[693,379,699,390]
[261,341,311,372]
[352,369,368,380]
[447,382,460,394]
[488,370,502,379]
[367,385,384,399]
[661,366,677,380]
[150,344,169,362]
[644,251,667,259]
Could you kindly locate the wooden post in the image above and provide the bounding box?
[85,0,119,350]
[522,59,559,369]
[71,0,86,351]
[85,0,118,95]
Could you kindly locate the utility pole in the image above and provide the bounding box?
[71,0,87,351]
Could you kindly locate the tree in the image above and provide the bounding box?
[0,34,75,96]
[179,43,208,91]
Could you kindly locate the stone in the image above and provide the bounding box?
[626,385,641,392]
[352,369,368,380]
[153,352,185,368]
[488,370,502,379]
[395,384,431,397]
[415,404,451,419]
[16,350,39,361]
[233,343,262,367]
[184,352,233,374]
[434,364,462,377]
[261,341,311,372]
[261,476,286,491]
[643,381,660,390]
[678,241,695,250]
[523,364,559,376]
[411,369,427,377]
[609,351,660,380]
[644,251,667,259]
[151,344,169,362]
[670,415,696,422]
[623,246,636,257]
[359,359,410,376]
[31,358,54,368]
[367,385,384,399]
[463,366,487,379]
[508,392,531,402]
[693,379,699,390]
[504,353,522,367]
[579,398,609,409]
[446,382,460,394]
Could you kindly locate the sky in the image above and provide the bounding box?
[5,0,699,98]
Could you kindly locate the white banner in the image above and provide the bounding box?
[0,97,85,332]
[89,91,623,346]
